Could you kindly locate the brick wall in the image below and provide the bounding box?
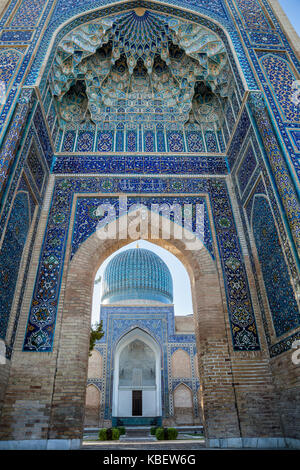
[0,194,292,444]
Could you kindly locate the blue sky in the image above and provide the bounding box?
[278,0,300,33]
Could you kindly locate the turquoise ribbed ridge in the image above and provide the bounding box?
[101,248,173,304]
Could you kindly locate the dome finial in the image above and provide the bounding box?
[134,7,146,17]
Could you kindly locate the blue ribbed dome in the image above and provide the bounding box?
[101,248,173,304]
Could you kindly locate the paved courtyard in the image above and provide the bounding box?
[82,439,206,450]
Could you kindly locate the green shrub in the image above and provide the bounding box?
[155,427,165,440]
[98,428,107,441]
[98,427,120,441]
[118,426,126,436]
[155,427,178,440]
[150,426,158,436]
[167,428,178,440]
[112,428,120,440]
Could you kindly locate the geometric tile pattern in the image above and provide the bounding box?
[26,142,45,193]
[0,49,22,88]
[260,54,300,123]
[0,191,31,339]
[248,92,300,252]
[71,196,213,260]
[236,141,257,196]
[56,126,224,154]
[9,0,45,27]
[232,119,300,358]
[0,0,299,365]
[234,0,271,30]
[252,195,300,337]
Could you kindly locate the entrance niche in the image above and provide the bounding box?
[173,384,194,425]
[85,385,101,427]
[112,329,161,421]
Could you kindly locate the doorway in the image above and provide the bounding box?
[132,390,142,416]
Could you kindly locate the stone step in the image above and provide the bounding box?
[120,436,157,442]
[123,427,152,439]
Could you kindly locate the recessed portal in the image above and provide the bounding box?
[113,328,162,425]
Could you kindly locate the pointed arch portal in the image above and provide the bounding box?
[0,0,299,452]
[112,328,162,422]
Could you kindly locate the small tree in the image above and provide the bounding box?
[89,321,104,356]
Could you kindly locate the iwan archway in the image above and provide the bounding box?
[0,0,299,451]
[0,201,285,448]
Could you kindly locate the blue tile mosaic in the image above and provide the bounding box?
[0,191,32,339]
[76,131,94,153]
[252,196,300,337]
[9,0,46,27]
[205,131,218,153]
[260,53,300,123]
[52,154,228,175]
[144,130,155,153]
[97,131,114,152]
[26,141,45,193]
[288,130,300,152]
[0,30,33,42]
[71,196,213,260]
[167,131,185,153]
[236,142,257,196]
[62,130,76,153]
[186,132,205,153]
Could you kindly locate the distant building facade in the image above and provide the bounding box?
[85,248,201,427]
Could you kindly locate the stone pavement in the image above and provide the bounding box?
[82,439,206,450]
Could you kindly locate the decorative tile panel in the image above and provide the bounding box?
[252,195,300,337]
[0,191,32,339]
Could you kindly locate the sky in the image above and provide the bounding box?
[278,0,300,33]
[91,240,194,325]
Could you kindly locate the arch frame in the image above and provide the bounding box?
[0,177,286,448]
[20,179,261,355]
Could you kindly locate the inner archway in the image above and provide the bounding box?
[46,204,241,445]
[113,329,162,423]
[86,238,201,427]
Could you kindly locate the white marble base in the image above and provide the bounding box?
[207,437,300,449]
[0,439,81,450]
[285,438,300,449]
